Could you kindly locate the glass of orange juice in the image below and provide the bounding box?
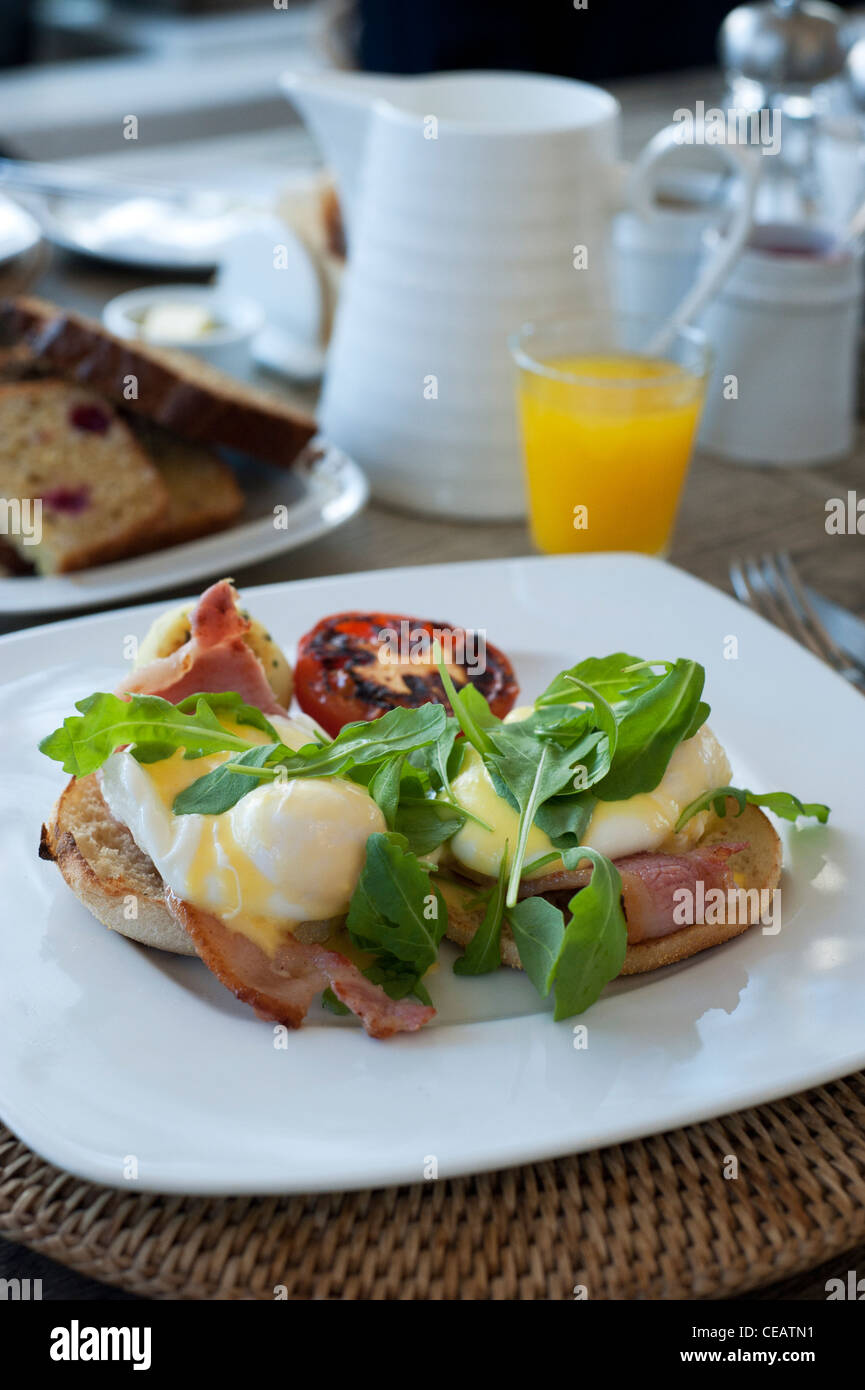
[510,315,710,556]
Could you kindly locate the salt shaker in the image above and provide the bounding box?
[719,0,848,218]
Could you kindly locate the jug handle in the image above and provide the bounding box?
[623,122,761,347]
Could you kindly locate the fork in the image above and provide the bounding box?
[729,551,865,692]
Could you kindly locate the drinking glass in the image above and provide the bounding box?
[510,314,710,556]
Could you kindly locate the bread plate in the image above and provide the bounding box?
[0,438,367,615]
[0,195,41,267]
[0,553,861,1194]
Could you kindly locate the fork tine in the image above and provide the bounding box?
[758,553,829,662]
[731,551,865,690]
[729,558,750,606]
[742,555,794,634]
[730,554,824,653]
[729,555,781,629]
[774,551,865,687]
[775,551,857,666]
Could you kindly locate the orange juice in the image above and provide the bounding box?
[516,353,706,555]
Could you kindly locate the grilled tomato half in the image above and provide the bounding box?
[293,611,519,736]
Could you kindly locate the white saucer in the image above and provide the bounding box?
[0,194,41,267]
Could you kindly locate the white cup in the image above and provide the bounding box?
[698,223,863,466]
[613,170,731,321]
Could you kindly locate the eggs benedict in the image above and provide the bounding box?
[38,580,829,1036]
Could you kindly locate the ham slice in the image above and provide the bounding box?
[520,842,747,945]
[116,578,285,716]
[165,890,435,1040]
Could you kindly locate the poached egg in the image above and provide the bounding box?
[99,714,385,956]
[444,707,732,880]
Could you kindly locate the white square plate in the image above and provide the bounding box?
[1,553,862,1194]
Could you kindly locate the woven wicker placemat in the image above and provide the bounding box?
[3,1069,865,1300]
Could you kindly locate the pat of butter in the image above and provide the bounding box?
[138,302,217,343]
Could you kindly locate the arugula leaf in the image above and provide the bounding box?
[346,832,446,998]
[520,850,566,876]
[321,987,351,1016]
[393,797,467,855]
[368,753,406,828]
[271,703,448,780]
[683,700,712,742]
[497,733,580,907]
[171,744,282,815]
[434,644,499,756]
[534,790,597,861]
[508,654,707,890]
[506,848,627,1019]
[504,895,567,997]
[534,654,707,805]
[593,658,708,802]
[430,717,465,799]
[363,960,433,1006]
[174,691,280,742]
[536,654,666,709]
[172,702,449,816]
[549,851,628,1019]
[38,691,259,777]
[408,717,467,795]
[555,673,619,761]
[453,847,509,976]
[435,647,612,906]
[483,710,608,906]
[675,785,830,832]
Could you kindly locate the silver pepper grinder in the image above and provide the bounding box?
[719,0,847,217]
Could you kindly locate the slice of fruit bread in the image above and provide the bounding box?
[0,379,168,573]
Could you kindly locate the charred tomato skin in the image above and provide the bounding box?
[293,611,519,736]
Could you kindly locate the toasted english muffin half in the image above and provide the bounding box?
[440,801,783,976]
[39,774,334,956]
[39,772,195,955]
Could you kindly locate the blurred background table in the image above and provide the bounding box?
[1,67,863,639]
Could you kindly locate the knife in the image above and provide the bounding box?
[0,158,223,208]
[805,585,865,666]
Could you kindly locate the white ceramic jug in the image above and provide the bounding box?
[283,70,758,519]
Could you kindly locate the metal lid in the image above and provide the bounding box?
[719,0,846,88]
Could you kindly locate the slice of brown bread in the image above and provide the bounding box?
[0,349,245,557]
[0,343,42,380]
[0,295,317,467]
[128,424,244,551]
[0,379,169,574]
[440,802,783,976]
